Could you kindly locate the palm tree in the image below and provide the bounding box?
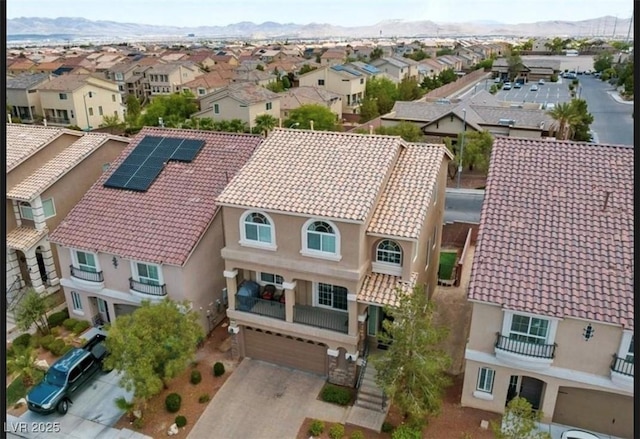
[253,114,278,136]
[547,102,581,140]
[7,346,38,387]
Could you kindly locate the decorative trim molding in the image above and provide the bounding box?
[472,391,494,401]
[357,313,367,323]
[347,294,357,302]
[282,281,297,290]
[228,325,240,334]
[223,270,238,279]
[327,348,340,357]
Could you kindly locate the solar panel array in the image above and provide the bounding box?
[104,136,205,192]
[331,65,362,77]
[359,64,380,74]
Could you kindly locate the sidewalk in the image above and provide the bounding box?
[608,90,634,105]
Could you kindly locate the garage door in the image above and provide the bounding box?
[553,387,633,439]
[243,327,327,376]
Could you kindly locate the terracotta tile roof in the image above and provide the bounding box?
[7,227,48,252]
[49,128,263,266]
[469,137,634,330]
[183,73,231,90]
[216,129,403,221]
[358,272,418,307]
[7,134,129,201]
[7,124,67,172]
[278,86,341,111]
[211,83,279,105]
[368,143,449,239]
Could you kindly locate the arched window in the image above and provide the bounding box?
[376,240,402,265]
[240,211,276,249]
[301,219,341,260]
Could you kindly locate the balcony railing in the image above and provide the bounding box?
[129,278,167,297]
[45,116,71,124]
[611,355,634,377]
[495,333,556,359]
[235,294,285,320]
[294,305,348,334]
[70,265,104,283]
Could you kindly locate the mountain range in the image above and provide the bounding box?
[7,16,631,40]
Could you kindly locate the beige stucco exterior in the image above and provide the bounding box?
[7,86,45,122]
[147,64,203,97]
[298,67,366,114]
[461,301,634,438]
[195,95,281,129]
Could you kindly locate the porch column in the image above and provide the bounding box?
[40,241,59,287]
[282,281,296,323]
[24,248,45,293]
[6,248,23,287]
[347,293,358,336]
[228,324,241,360]
[12,200,22,227]
[357,312,368,355]
[539,381,559,423]
[223,270,238,311]
[30,197,47,231]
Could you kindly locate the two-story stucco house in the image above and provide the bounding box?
[461,137,634,439]
[6,124,129,320]
[216,128,451,387]
[144,62,204,98]
[298,65,367,115]
[7,73,52,123]
[48,128,263,332]
[370,57,419,83]
[34,74,125,131]
[192,83,281,131]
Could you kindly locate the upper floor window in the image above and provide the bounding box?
[318,79,325,86]
[301,219,341,261]
[214,103,220,114]
[59,93,68,100]
[258,272,284,288]
[19,202,34,220]
[376,240,402,265]
[19,199,55,220]
[509,314,549,344]
[134,262,161,286]
[266,102,273,110]
[316,282,348,311]
[240,211,276,250]
[74,250,98,273]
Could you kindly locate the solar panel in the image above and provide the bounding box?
[103,172,130,189]
[125,176,156,192]
[133,164,164,179]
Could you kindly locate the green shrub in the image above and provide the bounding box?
[60,344,74,356]
[63,318,80,331]
[350,431,365,439]
[50,327,61,337]
[381,422,395,433]
[391,424,422,439]
[39,334,55,350]
[165,393,182,413]
[73,320,90,335]
[132,417,144,429]
[328,423,345,439]
[47,309,69,328]
[309,419,325,436]
[48,339,68,356]
[175,415,187,428]
[12,333,32,350]
[213,362,225,377]
[190,370,202,385]
[198,394,210,403]
[321,384,352,406]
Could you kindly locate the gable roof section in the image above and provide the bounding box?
[34,74,115,92]
[368,143,450,239]
[216,129,403,221]
[469,137,634,330]
[49,128,263,266]
[206,83,279,105]
[6,72,52,89]
[7,124,68,172]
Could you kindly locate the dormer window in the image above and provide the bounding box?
[240,211,276,250]
[301,219,341,261]
[372,239,403,276]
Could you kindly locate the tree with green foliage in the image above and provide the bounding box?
[14,288,51,335]
[567,99,594,142]
[403,49,430,61]
[610,41,631,51]
[100,113,125,134]
[491,397,551,439]
[266,80,285,93]
[375,121,425,142]
[443,130,493,180]
[139,91,198,127]
[372,284,451,428]
[420,75,443,91]
[593,52,613,72]
[256,64,264,71]
[365,76,398,114]
[546,101,582,140]
[125,94,141,126]
[437,68,458,85]
[281,76,291,89]
[521,39,534,51]
[359,96,380,123]
[103,300,203,414]
[369,47,384,61]
[506,51,523,81]
[253,114,278,135]
[7,345,39,386]
[397,77,424,101]
[436,48,454,57]
[284,104,337,131]
[474,59,494,70]
[299,64,317,75]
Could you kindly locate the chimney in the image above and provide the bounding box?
[309,120,314,131]
[369,125,374,134]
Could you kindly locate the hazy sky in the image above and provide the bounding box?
[7,0,634,27]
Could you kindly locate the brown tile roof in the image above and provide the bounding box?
[9,60,35,71]
[183,73,231,90]
[358,272,418,306]
[216,129,404,221]
[36,62,63,71]
[469,137,634,330]
[7,133,129,201]
[278,86,341,111]
[49,128,263,266]
[7,227,48,252]
[368,143,449,239]
[7,124,67,172]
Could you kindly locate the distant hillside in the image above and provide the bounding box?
[6,16,632,39]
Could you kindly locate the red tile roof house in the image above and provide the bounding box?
[49,127,263,332]
[460,137,633,439]
[217,128,451,390]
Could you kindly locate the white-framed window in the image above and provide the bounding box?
[509,314,550,344]
[74,250,98,273]
[19,202,33,220]
[301,219,341,260]
[198,88,206,95]
[626,336,634,362]
[315,282,348,311]
[42,198,56,218]
[88,107,94,116]
[376,239,402,265]
[266,102,272,110]
[214,103,220,114]
[133,262,162,286]
[258,272,284,288]
[476,367,494,393]
[71,291,83,311]
[240,211,276,249]
[618,331,634,363]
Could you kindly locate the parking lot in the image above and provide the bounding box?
[495,79,572,107]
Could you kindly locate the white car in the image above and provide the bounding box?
[560,430,601,439]
[530,85,539,91]
[538,79,545,85]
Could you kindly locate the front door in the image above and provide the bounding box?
[505,375,545,410]
[36,249,48,284]
[97,298,111,324]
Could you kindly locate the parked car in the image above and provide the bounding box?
[560,429,601,439]
[530,84,539,91]
[27,332,108,415]
[503,82,512,90]
[513,82,522,89]
[538,79,545,85]
[494,77,501,83]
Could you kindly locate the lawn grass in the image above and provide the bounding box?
[6,370,45,406]
[438,251,458,280]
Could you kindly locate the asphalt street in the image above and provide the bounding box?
[444,188,484,224]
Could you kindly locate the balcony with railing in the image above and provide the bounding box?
[129,278,167,298]
[610,355,634,387]
[235,294,285,320]
[294,305,348,334]
[70,265,104,283]
[494,333,556,369]
[45,116,71,125]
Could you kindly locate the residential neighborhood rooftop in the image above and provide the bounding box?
[7,124,67,172]
[358,272,418,307]
[6,72,52,89]
[468,137,634,330]
[209,82,280,104]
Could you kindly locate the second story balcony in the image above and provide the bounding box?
[494,333,556,370]
[129,278,167,298]
[610,355,634,387]
[70,265,104,283]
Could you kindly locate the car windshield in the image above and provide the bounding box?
[45,368,67,387]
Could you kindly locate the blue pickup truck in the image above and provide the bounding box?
[26,331,108,415]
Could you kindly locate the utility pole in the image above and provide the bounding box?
[612,16,618,38]
[625,11,633,44]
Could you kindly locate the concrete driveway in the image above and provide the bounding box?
[188,359,348,439]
